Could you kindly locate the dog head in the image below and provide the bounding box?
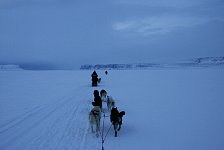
[91,106,101,116]
[93,109,100,115]
[100,89,107,96]
[93,90,99,97]
[119,111,125,117]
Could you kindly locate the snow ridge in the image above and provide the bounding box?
[0,65,23,71]
[80,57,224,70]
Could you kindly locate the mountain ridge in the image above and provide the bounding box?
[80,57,224,70]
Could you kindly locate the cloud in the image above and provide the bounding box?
[113,15,214,35]
[109,0,218,8]
[111,0,224,36]
[0,0,69,8]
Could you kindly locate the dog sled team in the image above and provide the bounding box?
[89,89,125,137]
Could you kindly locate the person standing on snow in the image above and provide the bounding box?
[91,70,98,87]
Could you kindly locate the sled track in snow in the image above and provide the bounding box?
[0,105,46,134]
[0,87,91,150]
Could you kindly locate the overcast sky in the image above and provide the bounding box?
[0,0,224,69]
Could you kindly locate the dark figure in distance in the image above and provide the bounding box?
[91,70,98,87]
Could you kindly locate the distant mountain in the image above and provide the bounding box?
[0,65,23,71]
[193,57,224,65]
[80,57,224,70]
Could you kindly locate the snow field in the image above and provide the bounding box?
[0,68,224,150]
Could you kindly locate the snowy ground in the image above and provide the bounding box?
[0,68,224,150]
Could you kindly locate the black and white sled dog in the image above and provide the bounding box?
[113,111,125,137]
[107,96,115,111]
[100,89,107,102]
[110,107,125,137]
[89,106,101,137]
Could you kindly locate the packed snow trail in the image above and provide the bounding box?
[0,70,110,150]
[0,85,97,150]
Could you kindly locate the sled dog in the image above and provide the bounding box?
[113,111,125,137]
[89,106,101,137]
[100,89,107,102]
[110,107,125,137]
[107,96,115,111]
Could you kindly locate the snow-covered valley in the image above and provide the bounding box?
[0,68,224,150]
